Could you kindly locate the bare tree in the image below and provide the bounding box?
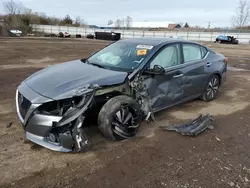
[120,18,125,28]
[108,20,113,26]
[74,16,81,26]
[115,19,121,28]
[3,0,22,15]
[184,22,190,28]
[232,0,250,27]
[125,16,132,28]
[179,22,184,28]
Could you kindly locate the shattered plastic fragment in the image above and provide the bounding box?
[160,114,214,136]
[6,121,13,128]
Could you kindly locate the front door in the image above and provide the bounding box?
[142,43,186,112]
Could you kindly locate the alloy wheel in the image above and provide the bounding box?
[111,104,140,139]
[206,77,219,100]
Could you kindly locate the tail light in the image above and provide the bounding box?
[224,57,228,63]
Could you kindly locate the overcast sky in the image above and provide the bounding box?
[0,0,238,27]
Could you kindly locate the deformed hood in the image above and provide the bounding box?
[24,59,128,99]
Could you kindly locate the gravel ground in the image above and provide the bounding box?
[0,38,250,188]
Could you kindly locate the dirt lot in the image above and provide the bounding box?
[0,38,250,188]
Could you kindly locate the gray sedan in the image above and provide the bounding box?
[16,38,227,152]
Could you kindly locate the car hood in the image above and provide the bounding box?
[24,59,128,100]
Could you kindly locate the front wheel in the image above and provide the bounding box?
[98,95,142,141]
[201,75,220,101]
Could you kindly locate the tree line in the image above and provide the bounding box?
[1,0,86,33]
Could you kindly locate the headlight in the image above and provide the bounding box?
[38,91,94,116]
[74,84,100,96]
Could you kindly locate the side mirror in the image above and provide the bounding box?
[152,65,165,74]
[144,65,165,75]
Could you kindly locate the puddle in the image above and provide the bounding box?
[170,101,249,120]
[26,57,54,64]
[228,66,248,72]
[168,87,250,120]
[227,56,250,61]
[0,64,52,69]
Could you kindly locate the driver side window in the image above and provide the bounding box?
[150,44,181,69]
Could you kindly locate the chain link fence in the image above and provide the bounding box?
[31,24,250,44]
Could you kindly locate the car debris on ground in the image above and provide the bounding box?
[6,121,13,128]
[158,114,215,136]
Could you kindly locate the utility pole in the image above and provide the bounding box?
[208,22,211,29]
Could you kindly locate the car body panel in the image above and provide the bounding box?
[15,38,227,152]
[24,60,128,100]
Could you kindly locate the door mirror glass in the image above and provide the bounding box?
[152,65,165,74]
[144,65,165,74]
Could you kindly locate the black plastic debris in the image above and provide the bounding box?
[160,114,214,136]
[6,121,13,128]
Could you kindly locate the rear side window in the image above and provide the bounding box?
[183,44,202,63]
[201,46,208,58]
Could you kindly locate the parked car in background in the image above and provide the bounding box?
[215,35,239,44]
[10,29,22,36]
[15,38,227,152]
[58,32,71,38]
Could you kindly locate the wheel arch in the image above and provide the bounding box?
[213,72,222,85]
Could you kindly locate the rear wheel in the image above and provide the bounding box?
[201,75,220,101]
[98,95,142,140]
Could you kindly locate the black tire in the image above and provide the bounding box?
[98,95,142,141]
[201,75,220,102]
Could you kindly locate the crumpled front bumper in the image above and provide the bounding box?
[26,132,72,152]
[16,89,73,152]
[16,85,92,152]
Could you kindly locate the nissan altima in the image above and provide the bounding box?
[16,38,227,152]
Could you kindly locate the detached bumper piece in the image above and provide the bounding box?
[161,114,214,136]
[25,116,91,153]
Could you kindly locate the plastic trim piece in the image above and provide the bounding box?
[26,131,72,152]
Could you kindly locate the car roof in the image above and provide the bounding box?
[119,37,201,46]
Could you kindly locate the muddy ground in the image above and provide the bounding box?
[0,38,250,188]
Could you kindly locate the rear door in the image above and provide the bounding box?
[180,43,209,98]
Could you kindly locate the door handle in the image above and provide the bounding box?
[173,74,184,78]
[206,62,212,67]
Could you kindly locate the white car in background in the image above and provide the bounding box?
[10,30,22,36]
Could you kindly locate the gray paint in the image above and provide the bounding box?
[26,132,72,152]
[15,38,227,152]
[25,114,62,137]
[24,60,128,100]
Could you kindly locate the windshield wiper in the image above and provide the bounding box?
[83,59,106,69]
[88,62,106,69]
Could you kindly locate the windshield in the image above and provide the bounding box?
[87,41,154,72]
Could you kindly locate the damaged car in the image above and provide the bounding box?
[16,38,227,152]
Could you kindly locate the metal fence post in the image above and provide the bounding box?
[164,32,166,38]
[133,30,135,38]
[187,32,189,40]
[153,31,155,37]
[198,33,201,42]
[211,32,213,42]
